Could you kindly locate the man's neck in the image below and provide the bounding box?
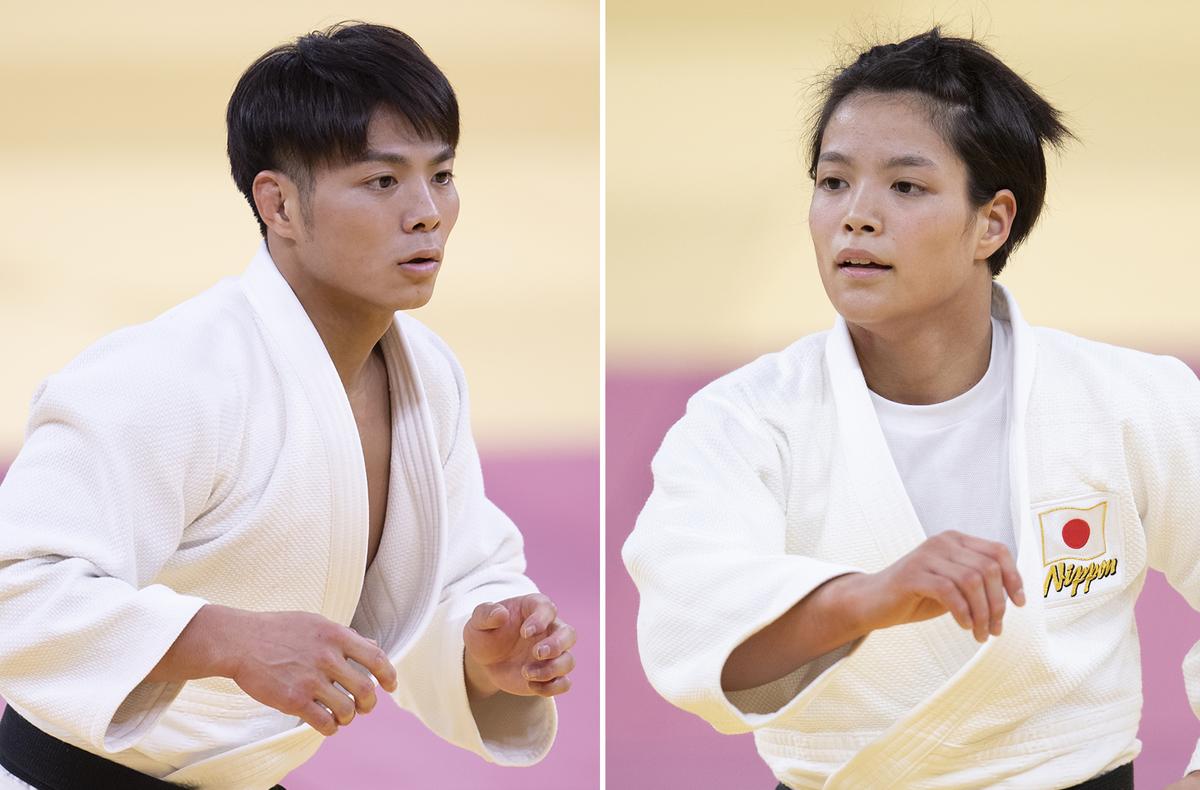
[267,237,394,394]
[848,284,994,406]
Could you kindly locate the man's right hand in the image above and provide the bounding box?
[147,605,398,737]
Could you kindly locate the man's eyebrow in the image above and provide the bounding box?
[358,145,456,166]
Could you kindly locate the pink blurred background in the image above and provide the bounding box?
[0,451,599,790]
[607,368,1200,789]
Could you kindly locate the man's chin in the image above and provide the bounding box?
[389,284,437,313]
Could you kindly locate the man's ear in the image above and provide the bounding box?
[975,189,1016,262]
[252,170,304,240]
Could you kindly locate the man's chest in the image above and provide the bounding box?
[351,357,393,574]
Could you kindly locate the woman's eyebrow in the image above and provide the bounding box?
[817,150,851,165]
[817,151,936,169]
[885,154,936,169]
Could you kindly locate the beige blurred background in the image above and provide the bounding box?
[0,1,598,456]
[608,0,1200,368]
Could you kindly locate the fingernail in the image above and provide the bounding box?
[536,644,549,659]
[522,624,535,639]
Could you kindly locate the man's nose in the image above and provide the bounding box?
[403,184,440,233]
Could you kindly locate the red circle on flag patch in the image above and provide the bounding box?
[1062,518,1090,550]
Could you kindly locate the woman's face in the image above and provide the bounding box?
[808,91,1003,333]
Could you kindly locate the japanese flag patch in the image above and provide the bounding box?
[1034,492,1123,604]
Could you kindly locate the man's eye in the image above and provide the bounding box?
[433,171,454,185]
[819,177,846,190]
[893,181,923,195]
[373,175,397,189]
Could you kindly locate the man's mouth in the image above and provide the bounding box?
[400,250,442,266]
[837,258,891,270]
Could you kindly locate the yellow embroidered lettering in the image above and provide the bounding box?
[1042,558,1118,599]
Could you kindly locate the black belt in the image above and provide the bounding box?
[0,705,286,790]
[774,762,1134,790]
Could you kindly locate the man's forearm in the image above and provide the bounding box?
[720,573,869,692]
[144,604,241,684]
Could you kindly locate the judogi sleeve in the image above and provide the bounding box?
[0,346,217,754]
[1138,356,1200,775]
[388,339,556,766]
[623,381,864,735]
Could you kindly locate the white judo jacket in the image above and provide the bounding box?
[0,244,556,788]
[623,284,1200,789]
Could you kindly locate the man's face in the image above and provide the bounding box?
[290,109,459,313]
[808,91,992,332]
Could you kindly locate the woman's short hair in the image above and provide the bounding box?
[808,28,1072,276]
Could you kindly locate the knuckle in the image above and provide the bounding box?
[301,676,325,698]
[315,650,341,673]
[308,712,331,734]
[333,698,355,721]
[282,689,307,713]
[352,677,375,701]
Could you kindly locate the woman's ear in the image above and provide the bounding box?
[975,189,1016,261]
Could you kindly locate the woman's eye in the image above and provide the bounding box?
[893,180,923,195]
[373,175,397,189]
[819,177,846,190]
[433,170,455,185]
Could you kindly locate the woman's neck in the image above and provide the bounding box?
[848,291,994,406]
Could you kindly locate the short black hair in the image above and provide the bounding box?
[227,22,459,237]
[807,28,1072,276]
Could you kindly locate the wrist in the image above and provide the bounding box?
[822,572,875,638]
[192,604,246,680]
[462,650,500,701]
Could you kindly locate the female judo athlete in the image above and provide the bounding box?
[624,28,1200,790]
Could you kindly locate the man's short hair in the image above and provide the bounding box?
[226,22,459,237]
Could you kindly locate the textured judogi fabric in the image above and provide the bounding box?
[0,243,556,789]
[624,284,1200,789]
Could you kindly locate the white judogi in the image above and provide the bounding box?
[0,243,555,789]
[623,284,1200,789]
